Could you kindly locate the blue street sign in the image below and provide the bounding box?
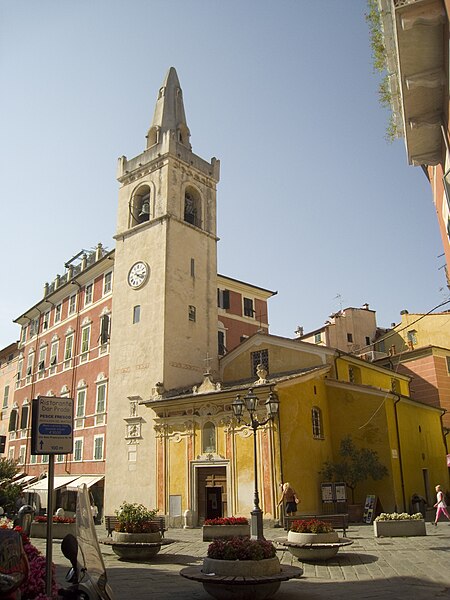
[38,424,72,436]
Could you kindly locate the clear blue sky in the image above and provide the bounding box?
[0,0,447,349]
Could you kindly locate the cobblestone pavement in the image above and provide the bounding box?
[31,521,450,599]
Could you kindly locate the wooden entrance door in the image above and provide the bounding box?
[197,466,227,524]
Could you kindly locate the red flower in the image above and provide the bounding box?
[204,517,249,526]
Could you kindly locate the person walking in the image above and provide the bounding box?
[433,484,450,526]
[278,482,299,517]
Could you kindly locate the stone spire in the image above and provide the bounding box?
[146,67,191,150]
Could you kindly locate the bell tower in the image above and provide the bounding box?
[105,68,220,510]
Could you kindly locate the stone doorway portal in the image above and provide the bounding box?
[197,466,227,524]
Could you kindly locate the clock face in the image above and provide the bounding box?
[128,261,149,289]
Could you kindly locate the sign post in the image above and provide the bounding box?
[31,396,73,597]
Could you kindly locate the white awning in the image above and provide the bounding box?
[18,475,38,486]
[23,475,79,492]
[65,475,104,491]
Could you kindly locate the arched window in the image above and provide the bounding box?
[312,407,323,439]
[129,185,151,227]
[184,188,201,228]
[203,421,216,453]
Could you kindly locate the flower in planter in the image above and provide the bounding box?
[0,516,13,529]
[115,501,159,533]
[15,526,58,600]
[207,537,276,561]
[374,512,422,521]
[204,516,249,526]
[34,516,76,524]
[290,519,334,533]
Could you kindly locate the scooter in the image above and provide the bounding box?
[58,484,114,600]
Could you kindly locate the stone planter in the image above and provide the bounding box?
[287,530,339,545]
[374,519,426,538]
[202,524,250,541]
[202,556,281,600]
[30,521,76,539]
[112,531,162,543]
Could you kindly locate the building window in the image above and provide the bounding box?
[8,408,18,432]
[42,454,49,464]
[103,272,113,295]
[64,334,74,368]
[133,305,141,324]
[218,331,226,356]
[26,352,34,380]
[93,435,104,461]
[38,346,46,377]
[74,439,83,462]
[3,385,9,409]
[55,303,62,324]
[314,332,322,344]
[20,404,29,430]
[95,382,106,425]
[75,389,86,429]
[407,330,417,345]
[251,349,268,376]
[190,258,195,277]
[365,336,370,345]
[29,317,39,337]
[49,341,59,373]
[347,333,353,343]
[243,297,254,317]
[188,305,196,322]
[202,422,216,453]
[391,378,398,393]
[30,454,37,464]
[446,356,450,375]
[84,283,93,306]
[20,326,27,344]
[100,314,110,345]
[68,294,77,315]
[18,446,26,464]
[42,311,50,331]
[312,407,323,438]
[217,289,230,309]
[8,447,14,460]
[56,454,64,463]
[80,326,91,362]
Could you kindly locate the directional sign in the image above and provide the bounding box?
[31,396,74,455]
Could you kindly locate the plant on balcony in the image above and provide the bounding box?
[290,519,334,534]
[204,516,248,526]
[207,537,276,561]
[114,501,158,533]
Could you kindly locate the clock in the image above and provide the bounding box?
[128,261,149,289]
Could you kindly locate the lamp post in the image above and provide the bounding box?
[232,387,279,540]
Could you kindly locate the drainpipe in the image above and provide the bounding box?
[274,390,284,526]
[393,395,406,512]
[439,410,448,454]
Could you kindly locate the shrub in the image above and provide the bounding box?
[115,501,158,533]
[374,512,422,522]
[207,537,276,561]
[290,519,334,533]
[204,517,249,526]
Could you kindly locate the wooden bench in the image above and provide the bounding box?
[284,513,349,537]
[105,515,166,538]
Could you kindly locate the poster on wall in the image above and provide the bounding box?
[363,494,377,524]
[335,482,347,502]
[321,483,334,503]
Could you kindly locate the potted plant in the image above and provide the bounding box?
[202,516,250,541]
[284,519,349,561]
[30,515,76,539]
[320,435,388,522]
[111,501,161,561]
[373,512,426,538]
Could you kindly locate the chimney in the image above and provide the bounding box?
[295,326,304,338]
[362,303,369,310]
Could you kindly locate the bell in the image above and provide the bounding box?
[138,200,150,219]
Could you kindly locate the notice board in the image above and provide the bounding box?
[363,494,377,524]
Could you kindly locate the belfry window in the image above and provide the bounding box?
[203,421,216,453]
[184,188,201,228]
[130,185,151,227]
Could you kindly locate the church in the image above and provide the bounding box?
[8,68,449,525]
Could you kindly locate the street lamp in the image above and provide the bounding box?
[232,387,279,540]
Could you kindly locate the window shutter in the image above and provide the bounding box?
[223,290,230,309]
[100,315,110,344]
